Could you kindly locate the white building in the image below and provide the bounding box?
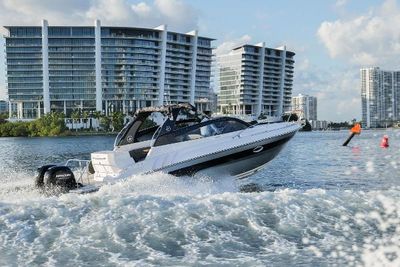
[310,120,328,130]
[361,67,400,128]
[291,94,317,121]
[3,20,214,119]
[217,44,295,119]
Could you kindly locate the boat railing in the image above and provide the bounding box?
[65,159,91,185]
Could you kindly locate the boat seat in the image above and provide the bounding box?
[187,134,203,140]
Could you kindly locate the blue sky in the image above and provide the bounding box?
[0,0,397,121]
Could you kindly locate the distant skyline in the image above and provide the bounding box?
[0,0,398,121]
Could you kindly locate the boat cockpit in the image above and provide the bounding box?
[114,104,250,162]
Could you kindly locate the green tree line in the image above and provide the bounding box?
[0,111,126,137]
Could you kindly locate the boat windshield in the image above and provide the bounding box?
[114,112,165,147]
[153,117,249,147]
[114,103,205,147]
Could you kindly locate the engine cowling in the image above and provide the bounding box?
[35,164,56,188]
[41,166,78,194]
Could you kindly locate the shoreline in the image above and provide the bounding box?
[0,131,118,138]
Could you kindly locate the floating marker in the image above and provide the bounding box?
[342,123,361,146]
[380,135,389,148]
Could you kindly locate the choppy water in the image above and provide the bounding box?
[1,131,400,266]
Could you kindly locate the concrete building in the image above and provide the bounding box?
[291,94,317,121]
[310,120,328,130]
[3,20,214,119]
[361,67,400,128]
[217,43,295,119]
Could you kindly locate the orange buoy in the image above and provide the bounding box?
[380,135,389,148]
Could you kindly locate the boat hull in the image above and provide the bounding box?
[168,131,296,178]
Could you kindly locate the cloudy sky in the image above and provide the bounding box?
[0,0,398,121]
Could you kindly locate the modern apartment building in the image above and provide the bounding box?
[217,43,295,118]
[310,120,328,130]
[361,67,400,128]
[291,94,317,121]
[3,20,213,119]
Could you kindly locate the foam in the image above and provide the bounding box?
[1,173,399,265]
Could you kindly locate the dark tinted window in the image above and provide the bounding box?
[154,118,248,147]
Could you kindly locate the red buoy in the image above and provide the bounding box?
[380,135,389,148]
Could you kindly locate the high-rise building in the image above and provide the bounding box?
[291,94,317,121]
[361,67,400,128]
[217,43,295,118]
[3,20,214,119]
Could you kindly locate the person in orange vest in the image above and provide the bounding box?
[380,135,389,148]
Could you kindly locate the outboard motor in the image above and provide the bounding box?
[35,164,56,188]
[35,165,78,194]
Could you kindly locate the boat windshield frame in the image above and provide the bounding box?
[114,103,203,147]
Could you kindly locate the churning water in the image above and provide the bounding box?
[1,131,400,266]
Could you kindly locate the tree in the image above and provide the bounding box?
[111,112,124,132]
[11,122,30,136]
[0,112,66,137]
[99,115,111,132]
[29,112,66,136]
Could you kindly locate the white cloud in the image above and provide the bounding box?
[215,35,252,56]
[86,0,132,24]
[335,0,349,8]
[297,58,310,71]
[131,2,152,17]
[154,0,199,30]
[318,0,400,68]
[0,0,199,31]
[294,67,360,121]
[0,0,90,26]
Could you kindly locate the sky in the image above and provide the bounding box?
[0,0,398,121]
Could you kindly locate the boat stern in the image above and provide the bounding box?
[91,150,133,182]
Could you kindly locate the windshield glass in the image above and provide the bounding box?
[153,117,249,147]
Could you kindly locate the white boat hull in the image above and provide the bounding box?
[91,122,300,182]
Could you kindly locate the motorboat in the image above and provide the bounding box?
[35,103,301,194]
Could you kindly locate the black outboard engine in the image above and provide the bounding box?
[35,165,78,194]
[35,164,56,188]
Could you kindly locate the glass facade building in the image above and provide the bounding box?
[361,67,400,128]
[217,43,295,118]
[291,94,317,121]
[3,20,214,119]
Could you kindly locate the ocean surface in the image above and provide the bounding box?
[1,131,400,266]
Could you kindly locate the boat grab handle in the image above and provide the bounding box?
[253,146,264,153]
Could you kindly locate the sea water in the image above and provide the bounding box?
[0,131,400,266]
